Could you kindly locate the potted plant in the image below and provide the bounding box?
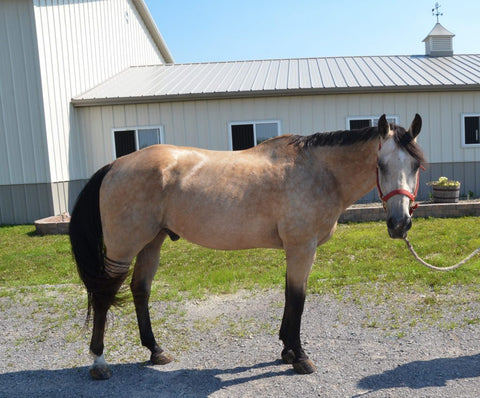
[427,176,461,203]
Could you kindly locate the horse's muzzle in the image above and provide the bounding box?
[387,215,412,239]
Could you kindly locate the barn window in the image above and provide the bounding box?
[347,116,398,130]
[113,126,165,158]
[229,121,281,151]
[463,114,480,146]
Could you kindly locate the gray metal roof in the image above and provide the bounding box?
[423,22,455,41]
[72,54,480,106]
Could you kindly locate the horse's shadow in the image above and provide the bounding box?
[0,360,293,398]
[356,353,480,394]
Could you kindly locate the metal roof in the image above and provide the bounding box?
[72,54,480,106]
[423,22,456,41]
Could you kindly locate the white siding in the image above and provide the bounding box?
[33,0,166,184]
[76,92,480,201]
[0,0,50,186]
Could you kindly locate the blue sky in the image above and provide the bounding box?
[145,0,479,64]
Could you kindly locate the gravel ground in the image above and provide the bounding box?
[2,286,480,397]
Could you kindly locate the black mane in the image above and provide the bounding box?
[289,124,425,164]
[289,126,379,148]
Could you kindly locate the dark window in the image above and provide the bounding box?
[349,116,398,130]
[114,130,136,157]
[465,116,480,145]
[231,124,254,150]
[349,119,371,130]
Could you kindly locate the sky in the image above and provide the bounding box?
[145,0,480,64]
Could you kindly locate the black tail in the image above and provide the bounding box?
[69,164,126,317]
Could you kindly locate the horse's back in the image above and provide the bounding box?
[99,143,297,250]
[99,141,334,254]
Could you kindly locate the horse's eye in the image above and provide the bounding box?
[377,160,387,172]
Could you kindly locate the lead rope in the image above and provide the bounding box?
[403,237,480,271]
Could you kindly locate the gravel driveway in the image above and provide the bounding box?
[2,286,480,397]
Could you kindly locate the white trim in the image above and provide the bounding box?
[228,120,282,150]
[461,113,480,148]
[112,125,165,159]
[346,115,399,130]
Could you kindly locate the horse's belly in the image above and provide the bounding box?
[166,213,283,250]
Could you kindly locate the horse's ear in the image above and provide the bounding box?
[409,113,422,139]
[377,114,389,138]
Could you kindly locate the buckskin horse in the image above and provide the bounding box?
[69,114,424,379]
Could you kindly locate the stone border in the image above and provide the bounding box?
[33,201,480,235]
[339,201,480,223]
[34,215,70,235]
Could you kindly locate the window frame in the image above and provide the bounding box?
[346,115,399,130]
[461,113,480,148]
[228,120,282,150]
[112,125,165,159]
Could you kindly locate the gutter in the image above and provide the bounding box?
[71,84,480,108]
[131,0,174,64]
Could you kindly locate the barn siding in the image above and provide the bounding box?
[0,0,171,224]
[33,0,166,183]
[0,0,50,186]
[75,91,480,203]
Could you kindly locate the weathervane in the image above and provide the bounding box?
[432,2,443,23]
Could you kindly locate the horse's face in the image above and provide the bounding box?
[377,114,423,239]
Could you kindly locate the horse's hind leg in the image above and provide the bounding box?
[130,231,173,365]
[279,243,317,374]
[89,269,129,380]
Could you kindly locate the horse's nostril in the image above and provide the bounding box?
[406,217,412,231]
[387,217,395,230]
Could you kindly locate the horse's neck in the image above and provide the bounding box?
[317,139,379,209]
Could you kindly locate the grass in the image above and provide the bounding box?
[1,217,480,300]
[1,218,480,352]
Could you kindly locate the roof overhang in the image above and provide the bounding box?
[72,84,480,108]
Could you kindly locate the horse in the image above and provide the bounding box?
[69,114,425,380]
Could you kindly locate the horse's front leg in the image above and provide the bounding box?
[131,232,173,366]
[279,243,317,374]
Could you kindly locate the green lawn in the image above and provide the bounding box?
[1,217,479,300]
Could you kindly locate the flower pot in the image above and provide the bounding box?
[432,185,460,203]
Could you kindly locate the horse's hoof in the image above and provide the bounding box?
[281,349,295,364]
[89,364,112,380]
[150,351,174,365]
[293,359,317,374]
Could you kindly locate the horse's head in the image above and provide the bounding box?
[376,114,425,239]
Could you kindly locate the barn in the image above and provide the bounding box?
[72,21,480,204]
[1,1,480,224]
[0,0,173,224]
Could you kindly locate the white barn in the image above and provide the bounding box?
[1,3,480,224]
[0,0,172,224]
[73,22,480,204]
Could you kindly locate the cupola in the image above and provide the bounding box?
[423,22,455,56]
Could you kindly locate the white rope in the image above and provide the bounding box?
[404,237,480,272]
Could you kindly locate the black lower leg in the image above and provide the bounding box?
[89,293,113,380]
[132,286,172,365]
[280,284,307,363]
[279,284,316,374]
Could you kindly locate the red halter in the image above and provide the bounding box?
[376,167,421,215]
[376,141,424,215]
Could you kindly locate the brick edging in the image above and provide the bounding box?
[339,202,480,223]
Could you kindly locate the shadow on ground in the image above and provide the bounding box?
[357,353,480,395]
[0,360,293,398]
